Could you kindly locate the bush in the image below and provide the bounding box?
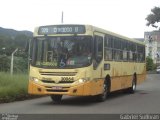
[0,55,10,72]
[14,56,28,73]
[0,56,28,73]
[0,72,29,102]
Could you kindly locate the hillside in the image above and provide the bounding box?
[0,27,32,38]
[0,27,32,72]
[0,27,33,56]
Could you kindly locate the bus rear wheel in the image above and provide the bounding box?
[128,75,137,94]
[50,95,62,103]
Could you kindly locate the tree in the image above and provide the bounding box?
[146,57,154,71]
[0,56,10,72]
[146,7,160,29]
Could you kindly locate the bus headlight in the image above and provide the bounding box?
[78,79,85,83]
[78,78,90,83]
[30,77,39,82]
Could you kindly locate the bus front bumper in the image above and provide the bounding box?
[28,81,93,96]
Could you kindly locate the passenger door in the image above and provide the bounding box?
[92,32,104,95]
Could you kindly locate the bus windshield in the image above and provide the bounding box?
[31,36,92,68]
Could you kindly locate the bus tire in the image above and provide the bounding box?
[50,95,62,103]
[96,80,109,102]
[128,74,137,94]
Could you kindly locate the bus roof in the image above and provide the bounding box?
[34,24,145,46]
[88,25,145,46]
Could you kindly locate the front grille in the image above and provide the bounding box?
[41,80,55,83]
[58,81,74,83]
[39,72,77,76]
[42,80,74,84]
[46,89,68,92]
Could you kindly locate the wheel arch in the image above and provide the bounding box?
[133,72,137,85]
[105,74,111,92]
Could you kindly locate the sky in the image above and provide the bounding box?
[0,0,160,38]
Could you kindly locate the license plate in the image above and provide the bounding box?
[52,86,62,90]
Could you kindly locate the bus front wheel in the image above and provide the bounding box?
[96,82,109,102]
[50,95,62,103]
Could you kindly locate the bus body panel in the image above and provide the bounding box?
[28,77,104,96]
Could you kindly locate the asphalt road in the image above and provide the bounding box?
[0,74,160,114]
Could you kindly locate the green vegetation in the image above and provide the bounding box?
[0,27,32,73]
[0,56,28,72]
[0,27,36,103]
[146,6,160,29]
[146,57,156,71]
[0,27,33,103]
[0,72,29,103]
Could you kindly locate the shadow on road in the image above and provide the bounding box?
[37,96,98,106]
[36,90,137,106]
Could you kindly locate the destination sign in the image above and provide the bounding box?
[38,25,86,35]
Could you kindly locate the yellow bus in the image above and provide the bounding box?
[28,24,146,102]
